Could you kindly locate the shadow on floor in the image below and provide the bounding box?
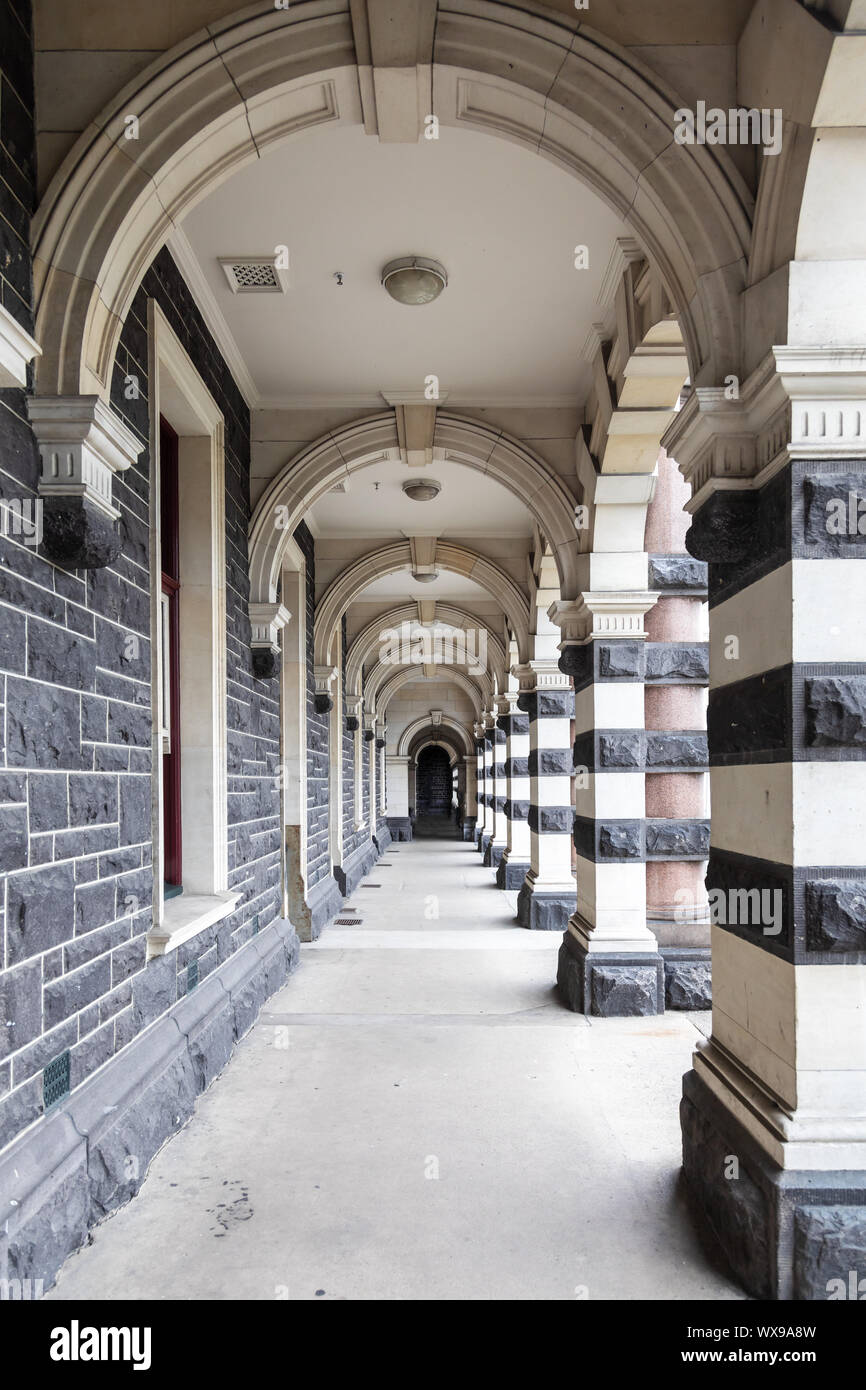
[411,814,461,839]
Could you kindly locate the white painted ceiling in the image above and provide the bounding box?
[306,456,533,537]
[355,570,492,603]
[181,122,630,406]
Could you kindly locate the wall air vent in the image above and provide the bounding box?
[219,256,289,295]
[43,1051,71,1111]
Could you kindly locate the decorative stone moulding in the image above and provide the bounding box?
[27,395,142,568]
[249,602,290,679]
[314,665,338,714]
[0,301,41,388]
[549,594,657,669]
[363,714,376,742]
[662,347,866,520]
[346,691,363,732]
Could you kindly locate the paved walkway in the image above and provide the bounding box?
[48,823,744,1301]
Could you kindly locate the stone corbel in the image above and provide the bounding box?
[375,717,387,750]
[345,690,363,733]
[249,602,290,679]
[363,713,376,743]
[27,396,143,568]
[314,665,338,714]
[0,302,41,389]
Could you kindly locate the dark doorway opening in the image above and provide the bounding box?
[416,746,452,817]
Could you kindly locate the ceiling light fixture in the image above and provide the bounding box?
[402,478,442,502]
[412,571,439,584]
[381,257,447,306]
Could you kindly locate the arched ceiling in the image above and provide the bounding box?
[180,121,631,408]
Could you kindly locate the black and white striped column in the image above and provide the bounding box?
[478,718,495,856]
[473,723,487,851]
[664,349,866,1300]
[553,595,667,1013]
[483,706,508,870]
[461,752,477,842]
[496,692,531,890]
[515,663,575,931]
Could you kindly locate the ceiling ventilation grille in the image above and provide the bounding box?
[219,256,288,294]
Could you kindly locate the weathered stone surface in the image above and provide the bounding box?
[590,965,659,1016]
[805,879,866,952]
[528,805,573,834]
[0,803,27,870]
[646,732,707,768]
[503,798,530,820]
[598,822,642,859]
[252,649,279,680]
[496,857,529,890]
[386,816,413,842]
[535,689,573,718]
[645,643,709,683]
[681,1074,771,1299]
[7,679,84,769]
[646,819,710,858]
[806,676,866,748]
[686,490,759,564]
[529,748,572,776]
[516,884,572,931]
[663,954,712,1009]
[598,732,642,767]
[648,554,707,591]
[41,498,122,569]
[6,863,75,965]
[794,1206,866,1300]
[802,474,866,553]
[598,642,643,679]
[709,667,790,759]
[0,961,42,1060]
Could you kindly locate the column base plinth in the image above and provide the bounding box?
[557,929,664,1015]
[681,1066,866,1300]
[460,817,476,842]
[661,946,711,1009]
[479,832,493,857]
[484,840,506,869]
[516,880,573,931]
[496,856,530,890]
[386,816,413,842]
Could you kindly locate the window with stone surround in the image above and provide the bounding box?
[146,304,239,956]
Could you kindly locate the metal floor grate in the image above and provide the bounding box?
[335,917,363,925]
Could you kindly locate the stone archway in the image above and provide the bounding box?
[30,0,753,403]
[252,412,583,607]
[314,537,531,669]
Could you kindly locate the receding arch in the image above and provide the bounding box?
[31,0,753,402]
[346,604,507,697]
[398,716,472,758]
[373,662,488,721]
[315,540,531,668]
[251,411,581,602]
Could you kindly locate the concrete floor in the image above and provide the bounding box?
[48,819,745,1301]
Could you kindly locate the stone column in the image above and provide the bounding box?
[496,691,531,890]
[475,721,490,853]
[663,348,866,1299]
[645,451,711,1009]
[515,662,575,931]
[374,722,391,850]
[483,705,508,870]
[385,755,412,840]
[553,594,667,1014]
[462,754,477,842]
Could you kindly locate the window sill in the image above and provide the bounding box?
[147,890,242,959]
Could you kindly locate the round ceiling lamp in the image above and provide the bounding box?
[412,571,439,584]
[402,477,442,502]
[381,256,447,306]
